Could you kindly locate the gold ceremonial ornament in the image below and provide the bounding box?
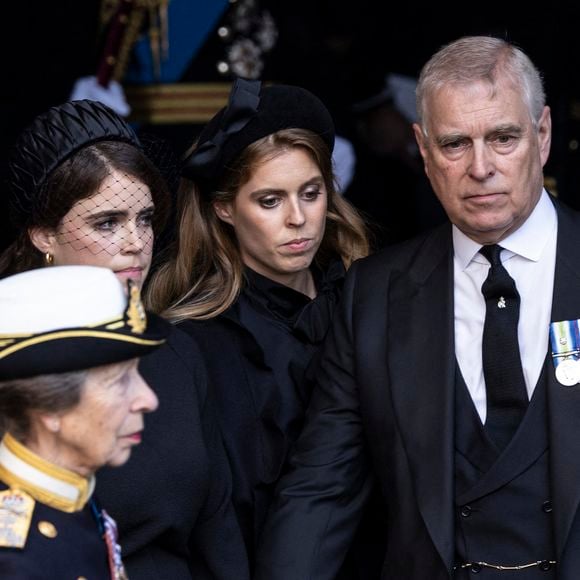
[126,283,147,334]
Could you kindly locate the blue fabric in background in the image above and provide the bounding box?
[125,1,228,84]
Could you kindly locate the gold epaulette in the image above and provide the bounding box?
[0,488,35,548]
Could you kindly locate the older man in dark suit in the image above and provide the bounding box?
[255,35,580,579]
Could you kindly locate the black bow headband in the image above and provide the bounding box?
[182,78,335,194]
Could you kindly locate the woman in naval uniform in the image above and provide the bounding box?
[0,265,168,579]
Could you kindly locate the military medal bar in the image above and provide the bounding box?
[549,319,580,386]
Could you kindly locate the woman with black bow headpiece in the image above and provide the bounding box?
[147,78,371,571]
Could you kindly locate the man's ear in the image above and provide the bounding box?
[412,123,428,160]
[412,123,431,179]
[213,202,234,225]
[28,227,57,254]
[537,105,552,168]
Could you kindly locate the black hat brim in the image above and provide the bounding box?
[0,312,170,381]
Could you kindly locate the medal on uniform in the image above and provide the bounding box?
[549,320,580,386]
[101,508,128,580]
[555,358,580,386]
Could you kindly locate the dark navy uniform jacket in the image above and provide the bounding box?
[0,484,112,579]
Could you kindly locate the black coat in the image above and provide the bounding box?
[255,198,580,579]
[179,263,345,570]
[95,325,249,579]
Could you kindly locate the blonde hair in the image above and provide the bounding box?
[146,128,369,321]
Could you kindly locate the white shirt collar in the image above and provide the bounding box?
[452,189,556,270]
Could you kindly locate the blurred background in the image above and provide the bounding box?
[2,0,579,251]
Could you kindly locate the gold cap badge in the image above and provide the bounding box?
[126,281,147,335]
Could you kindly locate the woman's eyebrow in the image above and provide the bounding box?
[84,209,128,220]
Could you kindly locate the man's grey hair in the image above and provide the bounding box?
[416,36,546,137]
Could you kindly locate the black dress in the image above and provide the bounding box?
[179,261,345,570]
[95,325,249,579]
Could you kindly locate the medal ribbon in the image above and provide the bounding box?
[90,500,127,580]
[549,320,579,366]
[102,509,127,580]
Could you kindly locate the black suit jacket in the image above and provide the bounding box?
[255,198,580,580]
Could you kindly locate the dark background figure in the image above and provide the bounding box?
[339,74,447,249]
[2,1,580,254]
[1,1,100,252]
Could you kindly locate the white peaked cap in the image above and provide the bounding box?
[0,266,169,380]
[0,266,126,334]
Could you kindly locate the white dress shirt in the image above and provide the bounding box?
[453,189,557,423]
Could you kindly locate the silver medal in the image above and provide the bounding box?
[555,358,580,386]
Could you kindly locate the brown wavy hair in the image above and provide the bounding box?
[146,128,370,321]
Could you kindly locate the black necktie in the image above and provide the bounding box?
[480,244,528,449]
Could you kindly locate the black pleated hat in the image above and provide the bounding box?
[7,99,141,230]
[182,78,335,194]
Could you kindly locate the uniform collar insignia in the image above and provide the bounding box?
[0,433,95,513]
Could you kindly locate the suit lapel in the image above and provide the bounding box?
[384,200,580,561]
[388,224,456,570]
[548,201,580,557]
